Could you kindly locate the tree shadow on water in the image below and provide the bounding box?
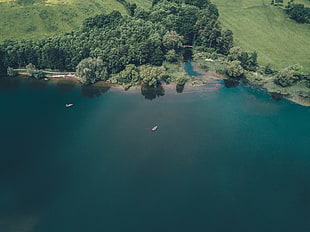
[55,81,77,94]
[141,84,165,100]
[270,92,284,102]
[81,85,111,98]
[176,84,185,93]
[224,78,240,88]
[0,77,21,92]
[24,78,48,91]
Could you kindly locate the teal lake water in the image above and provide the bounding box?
[0,75,309,232]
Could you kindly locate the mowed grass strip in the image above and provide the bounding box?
[213,0,310,72]
[0,0,127,41]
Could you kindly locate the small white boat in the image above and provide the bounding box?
[152,125,158,131]
[66,103,74,108]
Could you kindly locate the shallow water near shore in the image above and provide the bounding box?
[0,76,309,232]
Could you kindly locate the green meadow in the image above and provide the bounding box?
[0,0,127,41]
[0,0,153,41]
[213,0,310,72]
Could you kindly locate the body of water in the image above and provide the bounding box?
[0,75,309,232]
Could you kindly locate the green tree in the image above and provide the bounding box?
[150,45,165,66]
[162,31,184,51]
[165,49,179,62]
[264,64,275,75]
[227,60,244,78]
[247,51,258,71]
[228,47,243,61]
[26,63,44,79]
[139,65,166,86]
[76,57,108,85]
[174,5,199,44]
[176,74,189,85]
[217,29,233,55]
[274,67,300,87]
[117,64,139,83]
[26,63,36,76]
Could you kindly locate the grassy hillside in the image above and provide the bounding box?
[0,0,153,42]
[0,0,127,41]
[213,0,310,72]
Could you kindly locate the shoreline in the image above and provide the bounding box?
[6,64,310,107]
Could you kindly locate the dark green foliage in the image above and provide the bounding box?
[128,3,137,16]
[133,7,150,20]
[286,3,310,24]
[82,11,123,30]
[150,45,165,66]
[174,5,199,45]
[217,29,234,55]
[152,0,160,7]
[115,0,137,16]
[264,64,275,75]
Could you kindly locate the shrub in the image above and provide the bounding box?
[274,68,299,87]
[176,75,189,85]
[227,60,244,78]
[7,67,18,77]
[26,63,44,79]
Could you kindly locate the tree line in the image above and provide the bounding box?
[272,0,310,24]
[285,0,310,24]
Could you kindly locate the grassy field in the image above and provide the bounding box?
[0,0,127,41]
[213,0,310,72]
[0,0,154,42]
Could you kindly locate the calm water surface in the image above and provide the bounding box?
[0,76,309,232]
